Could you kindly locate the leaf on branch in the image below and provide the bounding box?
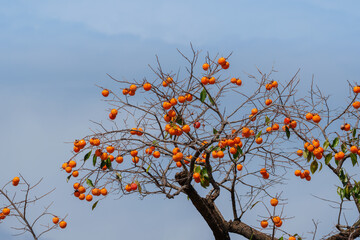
[200,177,209,188]
[201,167,209,179]
[318,161,323,172]
[66,174,72,183]
[86,178,94,188]
[194,165,201,173]
[325,153,332,165]
[265,116,270,126]
[337,187,344,200]
[344,186,351,200]
[285,126,290,139]
[233,146,243,160]
[213,128,218,135]
[208,95,215,105]
[135,180,142,194]
[303,149,309,160]
[307,151,313,163]
[341,143,347,153]
[310,160,318,174]
[92,200,99,210]
[255,130,262,139]
[332,137,339,148]
[175,116,184,126]
[146,163,151,172]
[105,158,112,170]
[84,150,92,162]
[353,128,357,138]
[350,153,358,166]
[200,88,207,102]
[93,154,97,167]
[323,139,330,151]
[100,160,106,169]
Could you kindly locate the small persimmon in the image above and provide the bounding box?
[59,221,67,229]
[102,89,109,97]
[202,63,209,71]
[52,216,59,224]
[270,198,278,207]
[265,99,272,106]
[260,220,268,228]
[153,151,160,158]
[236,164,243,171]
[143,83,152,91]
[100,188,108,196]
[86,194,93,202]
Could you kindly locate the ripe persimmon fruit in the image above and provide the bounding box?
[102,89,109,97]
[59,221,67,229]
[270,198,278,207]
[52,216,59,224]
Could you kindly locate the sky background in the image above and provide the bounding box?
[1,1,360,239]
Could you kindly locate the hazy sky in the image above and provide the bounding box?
[1,1,360,240]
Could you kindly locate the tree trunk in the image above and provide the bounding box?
[176,171,230,240]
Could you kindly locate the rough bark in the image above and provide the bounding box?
[176,171,230,240]
[228,220,277,240]
[175,171,276,240]
[325,228,360,240]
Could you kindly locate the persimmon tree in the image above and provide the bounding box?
[0,175,67,240]
[65,47,360,240]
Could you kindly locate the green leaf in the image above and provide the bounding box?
[200,177,209,188]
[303,149,309,160]
[255,130,262,139]
[84,151,92,162]
[310,160,318,174]
[285,126,290,139]
[265,116,270,126]
[194,165,201,173]
[339,169,348,186]
[86,178,94,188]
[93,154,97,167]
[201,167,209,179]
[344,186,351,200]
[341,143,347,153]
[213,128,218,135]
[233,146,242,160]
[135,180,142,194]
[332,137,339,148]
[325,153,332,165]
[323,140,330,151]
[208,95,215,105]
[318,161,323,172]
[146,163,151,172]
[100,160,106,169]
[307,151,313,163]
[351,153,358,166]
[66,174,72,183]
[353,128,357,138]
[175,116,184,125]
[92,200,99,210]
[200,88,207,102]
[105,158,112,170]
[279,237,284,240]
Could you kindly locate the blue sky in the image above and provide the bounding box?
[1,1,360,239]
